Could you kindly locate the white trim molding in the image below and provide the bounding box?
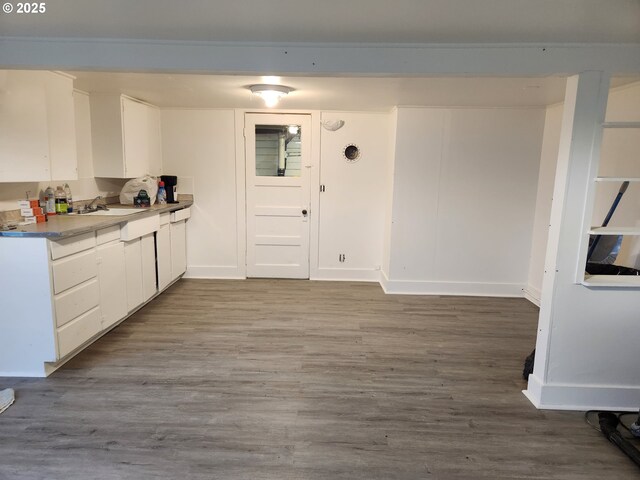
[523,285,541,306]
[312,268,380,282]
[524,374,640,411]
[380,271,525,297]
[184,265,245,280]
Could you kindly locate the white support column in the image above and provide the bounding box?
[525,72,640,411]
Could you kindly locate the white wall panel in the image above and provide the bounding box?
[385,107,545,295]
[160,109,239,277]
[317,112,391,279]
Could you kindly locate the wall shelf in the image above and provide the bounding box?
[589,226,640,235]
[595,177,640,182]
[602,122,640,129]
[583,274,640,287]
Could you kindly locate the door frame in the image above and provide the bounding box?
[234,109,322,279]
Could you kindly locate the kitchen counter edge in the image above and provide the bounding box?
[0,201,193,239]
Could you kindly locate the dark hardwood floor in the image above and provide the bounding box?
[1,279,638,479]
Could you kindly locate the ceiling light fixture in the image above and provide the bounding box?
[250,84,293,108]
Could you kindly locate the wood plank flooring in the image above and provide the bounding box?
[1,279,638,479]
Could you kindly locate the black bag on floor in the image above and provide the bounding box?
[523,349,535,380]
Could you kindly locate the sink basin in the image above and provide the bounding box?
[80,208,142,216]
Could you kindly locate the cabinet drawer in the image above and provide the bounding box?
[52,250,98,294]
[96,225,121,245]
[54,278,100,328]
[121,214,159,241]
[50,232,96,260]
[57,307,101,358]
[170,207,190,223]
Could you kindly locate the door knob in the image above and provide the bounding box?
[302,209,308,215]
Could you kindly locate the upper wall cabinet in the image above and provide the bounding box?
[90,94,162,179]
[0,70,77,183]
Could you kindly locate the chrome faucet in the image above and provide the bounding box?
[84,195,108,212]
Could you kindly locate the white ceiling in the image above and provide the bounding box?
[2,0,640,44]
[69,72,640,110]
[16,1,637,110]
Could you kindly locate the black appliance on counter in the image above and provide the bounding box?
[160,175,179,203]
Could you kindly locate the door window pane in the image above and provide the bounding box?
[255,125,301,177]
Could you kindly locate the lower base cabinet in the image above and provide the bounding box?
[0,206,189,377]
[124,239,144,312]
[157,208,190,289]
[97,241,127,329]
[124,233,157,313]
[170,220,187,281]
[156,216,172,291]
[141,233,157,302]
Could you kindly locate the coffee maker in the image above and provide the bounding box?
[160,175,179,204]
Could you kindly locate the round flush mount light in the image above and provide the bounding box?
[249,84,293,108]
[322,119,345,131]
[343,144,361,162]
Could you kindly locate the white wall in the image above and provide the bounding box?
[315,112,391,280]
[525,104,563,305]
[383,107,545,296]
[160,109,240,278]
[0,89,126,213]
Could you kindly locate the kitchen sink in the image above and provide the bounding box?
[79,208,142,216]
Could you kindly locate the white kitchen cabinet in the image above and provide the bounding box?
[124,239,144,312]
[97,240,128,330]
[141,233,157,302]
[0,206,188,377]
[124,232,158,312]
[147,105,163,177]
[156,218,172,291]
[0,70,77,183]
[170,220,187,281]
[156,209,189,288]
[45,71,78,181]
[90,94,162,178]
[0,71,51,182]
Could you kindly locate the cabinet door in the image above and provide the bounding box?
[0,71,50,182]
[156,224,172,291]
[121,97,149,178]
[46,72,78,181]
[147,105,163,177]
[170,220,187,281]
[97,242,127,330]
[141,233,157,302]
[124,239,144,312]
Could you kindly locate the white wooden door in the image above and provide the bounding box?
[245,113,311,278]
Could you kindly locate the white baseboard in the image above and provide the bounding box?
[379,271,525,297]
[184,265,245,279]
[524,374,640,411]
[311,267,380,282]
[523,285,541,306]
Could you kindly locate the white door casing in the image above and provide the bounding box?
[245,113,312,278]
